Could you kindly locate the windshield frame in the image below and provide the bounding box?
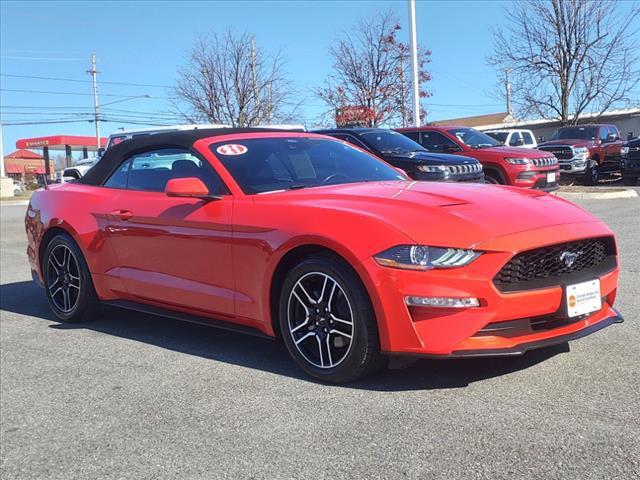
[445,127,503,149]
[208,135,405,195]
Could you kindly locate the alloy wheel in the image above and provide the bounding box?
[47,244,81,313]
[287,272,354,369]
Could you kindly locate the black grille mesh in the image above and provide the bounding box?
[494,237,615,291]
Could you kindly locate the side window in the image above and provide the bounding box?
[600,127,608,142]
[104,148,227,194]
[403,131,421,143]
[346,135,371,151]
[521,131,535,145]
[608,126,619,140]
[508,132,523,146]
[421,131,459,152]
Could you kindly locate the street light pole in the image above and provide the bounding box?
[88,53,101,148]
[408,0,421,127]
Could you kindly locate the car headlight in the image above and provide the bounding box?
[621,146,629,157]
[417,165,447,173]
[505,158,532,165]
[571,146,589,159]
[374,245,481,270]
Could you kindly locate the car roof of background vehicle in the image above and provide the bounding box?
[80,127,298,186]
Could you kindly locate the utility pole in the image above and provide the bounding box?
[88,53,101,148]
[504,68,512,115]
[0,121,4,178]
[408,0,421,127]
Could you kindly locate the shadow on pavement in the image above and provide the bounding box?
[0,280,568,391]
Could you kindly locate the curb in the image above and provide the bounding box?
[555,189,638,200]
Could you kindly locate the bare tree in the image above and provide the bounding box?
[490,0,640,124]
[174,31,297,126]
[316,12,431,127]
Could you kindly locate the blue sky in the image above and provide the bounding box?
[1,0,511,155]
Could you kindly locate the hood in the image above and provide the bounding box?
[468,146,552,158]
[263,181,599,249]
[539,139,595,148]
[383,150,479,165]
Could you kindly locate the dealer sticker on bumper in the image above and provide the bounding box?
[566,279,601,317]
[547,172,556,183]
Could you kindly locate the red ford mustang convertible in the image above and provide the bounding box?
[26,128,623,382]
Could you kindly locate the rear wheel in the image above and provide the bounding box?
[43,234,99,322]
[278,254,384,383]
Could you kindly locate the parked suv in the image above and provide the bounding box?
[621,137,640,186]
[314,128,484,183]
[537,124,624,185]
[484,129,538,148]
[396,126,559,191]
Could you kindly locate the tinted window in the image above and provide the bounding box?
[419,131,460,152]
[446,127,502,148]
[104,148,226,194]
[358,130,425,155]
[508,132,523,146]
[521,131,535,145]
[403,131,421,143]
[550,127,598,141]
[211,137,403,194]
[485,132,508,143]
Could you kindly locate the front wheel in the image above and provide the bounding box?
[43,233,99,322]
[583,161,600,185]
[279,254,384,383]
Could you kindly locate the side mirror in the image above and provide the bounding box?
[605,133,617,143]
[97,147,105,157]
[538,136,545,142]
[628,132,634,141]
[513,137,525,146]
[165,177,220,201]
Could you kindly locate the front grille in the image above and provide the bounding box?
[493,237,617,292]
[538,145,573,160]
[627,146,640,160]
[445,163,483,175]
[531,157,558,167]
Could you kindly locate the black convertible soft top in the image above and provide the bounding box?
[80,127,289,186]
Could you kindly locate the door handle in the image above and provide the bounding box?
[111,209,133,221]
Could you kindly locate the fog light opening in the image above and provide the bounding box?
[405,296,480,308]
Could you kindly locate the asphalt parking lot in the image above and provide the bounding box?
[1,197,639,480]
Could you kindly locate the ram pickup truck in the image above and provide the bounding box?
[537,124,624,185]
[621,137,640,186]
[396,126,559,191]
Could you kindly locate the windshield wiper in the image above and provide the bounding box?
[288,183,311,190]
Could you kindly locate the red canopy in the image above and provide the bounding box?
[5,165,24,174]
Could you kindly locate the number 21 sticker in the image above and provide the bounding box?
[216,144,248,155]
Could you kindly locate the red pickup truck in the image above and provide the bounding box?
[537,124,624,185]
[396,126,560,191]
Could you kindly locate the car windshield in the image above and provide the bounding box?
[485,131,508,143]
[358,130,426,155]
[211,137,404,194]
[550,127,598,141]
[446,127,503,148]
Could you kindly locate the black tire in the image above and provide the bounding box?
[484,171,502,184]
[42,233,99,323]
[622,176,638,186]
[278,254,385,383]
[583,160,600,185]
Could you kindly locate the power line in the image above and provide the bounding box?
[1,73,171,88]
[1,88,167,99]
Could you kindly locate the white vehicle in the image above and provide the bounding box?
[484,129,538,148]
[12,180,24,195]
[60,165,93,182]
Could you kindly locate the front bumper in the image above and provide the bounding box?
[360,223,620,358]
[511,166,560,191]
[559,158,590,175]
[414,171,485,183]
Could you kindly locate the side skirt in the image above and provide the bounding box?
[102,300,273,340]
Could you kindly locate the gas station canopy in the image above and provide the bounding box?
[16,135,107,150]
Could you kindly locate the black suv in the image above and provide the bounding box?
[621,137,640,186]
[314,128,484,183]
